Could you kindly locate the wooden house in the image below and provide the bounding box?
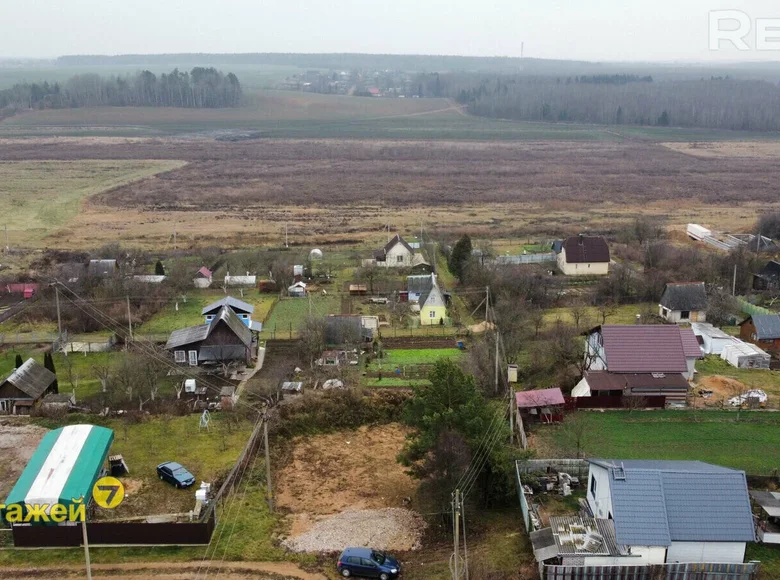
[166,306,254,367]
[739,314,780,354]
[0,359,57,415]
[658,282,708,323]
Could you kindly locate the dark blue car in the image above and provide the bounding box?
[337,547,400,579]
[156,461,196,488]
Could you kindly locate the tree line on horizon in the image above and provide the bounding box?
[0,67,242,111]
[415,72,780,131]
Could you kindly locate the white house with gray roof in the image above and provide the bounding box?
[586,459,755,565]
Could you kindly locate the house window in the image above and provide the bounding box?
[174,351,186,363]
[397,255,404,263]
[590,475,597,496]
[680,310,690,320]
[206,315,214,322]
[429,310,436,318]
[188,350,198,366]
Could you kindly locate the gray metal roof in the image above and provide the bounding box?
[201,296,254,316]
[1,359,56,399]
[588,459,755,546]
[548,516,625,556]
[750,314,780,340]
[166,323,210,349]
[659,282,708,311]
[407,274,434,295]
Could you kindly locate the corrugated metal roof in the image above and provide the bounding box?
[750,314,780,340]
[599,325,688,373]
[562,236,610,264]
[679,327,702,359]
[166,323,210,349]
[407,274,434,295]
[659,282,708,311]
[515,388,565,408]
[1,358,56,399]
[215,306,253,347]
[549,516,625,556]
[201,296,254,315]
[588,459,755,545]
[691,322,732,340]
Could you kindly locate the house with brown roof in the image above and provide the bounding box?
[572,370,690,406]
[658,282,708,323]
[585,325,701,381]
[0,359,57,415]
[556,235,610,276]
[373,234,414,268]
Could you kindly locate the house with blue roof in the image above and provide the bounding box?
[586,459,755,565]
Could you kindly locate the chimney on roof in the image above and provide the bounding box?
[635,314,641,325]
[578,233,584,245]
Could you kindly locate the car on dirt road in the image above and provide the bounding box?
[156,461,196,488]
[337,547,401,579]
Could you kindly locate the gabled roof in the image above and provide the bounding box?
[420,276,444,309]
[407,274,434,295]
[1,359,56,399]
[167,306,252,350]
[691,322,732,340]
[375,234,413,260]
[515,388,565,408]
[324,316,363,345]
[659,282,708,311]
[584,371,689,393]
[87,259,117,277]
[195,266,213,279]
[588,459,755,546]
[759,260,780,279]
[742,314,780,340]
[201,296,254,316]
[551,240,564,254]
[596,325,688,373]
[679,327,702,359]
[561,236,610,264]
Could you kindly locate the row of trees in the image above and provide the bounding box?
[0,67,242,110]
[426,73,780,131]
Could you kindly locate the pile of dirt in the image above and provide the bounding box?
[697,375,749,403]
[282,508,426,553]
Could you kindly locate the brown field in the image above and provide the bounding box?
[1,137,778,249]
[663,141,780,159]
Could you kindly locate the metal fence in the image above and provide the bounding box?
[736,297,771,318]
[489,253,557,265]
[543,562,759,580]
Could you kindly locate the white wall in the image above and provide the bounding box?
[666,541,746,564]
[685,357,696,381]
[571,377,591,397]
[558,249,610,276]
[587,465,613,519]
[382,244,412,267]
[568,546,666,567]
[586,333,607,370]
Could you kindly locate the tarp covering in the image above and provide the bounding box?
[3,424,113,521]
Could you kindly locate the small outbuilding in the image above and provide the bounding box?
[193,266,213,288]
[288,281,307,297]
[720,340,771,369]
[0,359,57,415]
[658,282,708,323]
[739,314,780,354]
[691,322,735,355]
[515,388,565,424]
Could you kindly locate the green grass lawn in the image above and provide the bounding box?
[367,348,463,371]
[362,377,431,388]
[0,160,185,245]
[542,303,656,328]
[260,295,341,339]
[534,411,780,475]
[137,291,276,335]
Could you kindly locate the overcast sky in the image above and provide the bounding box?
[2,0,780,62]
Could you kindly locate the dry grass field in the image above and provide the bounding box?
[1,137,778,249]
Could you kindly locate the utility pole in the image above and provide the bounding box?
[485,287,489,323]
[494,330,499,395]
[733,264,737,296]
[285,223,288,248]
[82,519,92,580]
[263,420,274,513]
[4,224,8,251]
[173,224,177,249]
[452,490,461,580]
[55,286,63,338]
[126,296,133,341]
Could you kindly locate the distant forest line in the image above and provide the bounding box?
[415,73,780,132]
[0,67,242,111]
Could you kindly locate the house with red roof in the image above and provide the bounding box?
[193,266,213,288]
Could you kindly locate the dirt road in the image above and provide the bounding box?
[0,561,327,580]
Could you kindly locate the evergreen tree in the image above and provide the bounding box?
[44,352,58,394]
[448,234,473,282]
[657,111,670,126]
[14,354,23,368]
[616,106,624,124]
[155,260,165,276]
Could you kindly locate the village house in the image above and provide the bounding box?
[572,370,690,406]
[585,324,701,380]
[288,281,307,297]
[406,274,434,303]
[87,259,118,277]
[739,314,780,354]
[166,305,254,367]
[555,235,610,276]
[586,459,754,564]
[193,266,213,288]
[658,282,708,323]
[515,388,565,424]
[223,272,257,287]
[0,359,57,415]
[324,315,373,345]
[373,234,414,268]
[418,274,447,326]
[201,296,262,332]
[752,260,780,291]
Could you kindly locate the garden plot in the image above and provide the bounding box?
[276,424,424,552]
[363,348,463,387]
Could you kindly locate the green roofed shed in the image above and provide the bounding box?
[3,424,114,523]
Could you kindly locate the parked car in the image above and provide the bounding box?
[156,461,196,488]
[337,547,400,579]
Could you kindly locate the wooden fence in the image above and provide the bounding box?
[11,511,216,547]
[543,562,759,580]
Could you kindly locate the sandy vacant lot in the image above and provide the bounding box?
[0,421,48,499]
